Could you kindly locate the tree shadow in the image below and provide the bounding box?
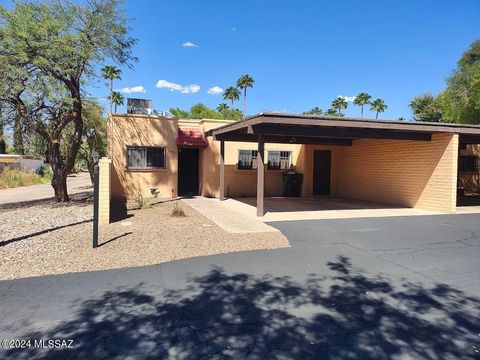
[5,256,480,359]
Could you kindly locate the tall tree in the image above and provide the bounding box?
[332,97,348,115]
[410,94,444,122]
[0,0,136,201]
[223,86,240,108]
[236,74,255,117]
[303,107,322,115]
[0,105,5,154]
[102,65,122,113]
[353,92,372,117]
[370,98,388,119]
[13,115,24,154]
[438,40,480,124]
[111,91,125,113]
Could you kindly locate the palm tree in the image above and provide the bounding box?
[332,97,348,116]
[101,65,122,113]
[303,107,322,115]
[236,74,255,117]
[370,98,388,119]
[216,103,229,113]
[353,92,372,117]
[325,108,339,116]
[111,91,125,113]
[223,86,240,108]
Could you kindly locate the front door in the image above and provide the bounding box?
[178,148,199,196]
[313,150,331,196]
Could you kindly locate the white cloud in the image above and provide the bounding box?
[155,79,200,94]
[207,86,223,95]
[231,27,236,32]
[182,41,198,47]
[119,85,146,94]
[340,95,356,102]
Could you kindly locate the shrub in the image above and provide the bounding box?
[0,167,47,189]
[171,202,186,217]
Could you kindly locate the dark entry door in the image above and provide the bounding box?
[313,150,331,196]
[178,148,199,196]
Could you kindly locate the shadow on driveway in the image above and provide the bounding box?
[6,256,480,359]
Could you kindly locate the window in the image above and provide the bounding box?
[126,146,166,169]
[268,151,292,170]
[459,155,479,172]
[238,150,258,170]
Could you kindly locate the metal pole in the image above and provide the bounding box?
[93,162,99,248]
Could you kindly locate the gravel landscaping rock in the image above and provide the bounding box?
[0,197,289,280]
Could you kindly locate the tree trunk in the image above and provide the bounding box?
[49,140,70,202]
[243,88,246,118]
[109,78,113,114]
[361,105,364,117]
[376,111,379,119]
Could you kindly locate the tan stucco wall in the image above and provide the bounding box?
[337,133,459,213]
[109,114,179,199]
[98,157,111,225]
[199,120,302,198]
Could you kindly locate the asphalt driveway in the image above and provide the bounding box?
[0,214,479,359]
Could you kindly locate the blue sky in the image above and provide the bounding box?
[85,1,480,118]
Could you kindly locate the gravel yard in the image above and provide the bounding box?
[0,195,289,280]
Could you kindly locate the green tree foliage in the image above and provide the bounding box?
[236,74,255,117]
[370,98,388,119]
[102,65,122,113]
[439,40,480,124]
[216,103,229,113]
[169,103,242,121]
[303,107,323,115]
[410,94,444,122]
[353,92,372,117]
[111,91,125,113]
[332,97,348,115]
[223,87,240,108]
[0,0,136,201]
[325,108,344,117]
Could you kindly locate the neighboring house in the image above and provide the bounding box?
[0,154,44,172]
[108,112,480,216]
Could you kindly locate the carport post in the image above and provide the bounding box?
[219,140,225,201]
[257,133,265,216]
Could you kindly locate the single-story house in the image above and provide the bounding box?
[0,154,45,172]
[107,112,480,216]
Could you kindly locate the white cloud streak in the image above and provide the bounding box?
[119,85,146,94]
[155,79,200,94]
[182,41,198,47]
[207,86,223,95]
[340,95,356,102]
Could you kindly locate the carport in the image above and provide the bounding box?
[206,113,480,216]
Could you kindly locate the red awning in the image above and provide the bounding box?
[177,127,209,147]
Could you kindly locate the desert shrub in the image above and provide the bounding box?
[0,167,48,189]
[171,202,186,217]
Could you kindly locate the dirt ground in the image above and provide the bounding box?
[0,194,289,280]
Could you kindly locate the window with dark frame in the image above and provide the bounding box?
[238,150,258,170]
[267,151,292,170]
[459,155,479,172]
[126,146,166,169]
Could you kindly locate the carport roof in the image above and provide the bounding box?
[205,112,480,144]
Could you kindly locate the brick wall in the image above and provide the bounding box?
[98,157,111,225]
[337,133,458,213]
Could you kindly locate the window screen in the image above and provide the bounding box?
[238,150,258,170]
[127,146,166,169]
[268,151,292,170]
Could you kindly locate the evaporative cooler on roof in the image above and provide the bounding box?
[127,98,153,115]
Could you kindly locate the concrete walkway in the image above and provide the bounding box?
[0,173,92,206]
[182,197,279,233]
[215,197,438,222]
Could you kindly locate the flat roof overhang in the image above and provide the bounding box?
[205,112,480,145]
